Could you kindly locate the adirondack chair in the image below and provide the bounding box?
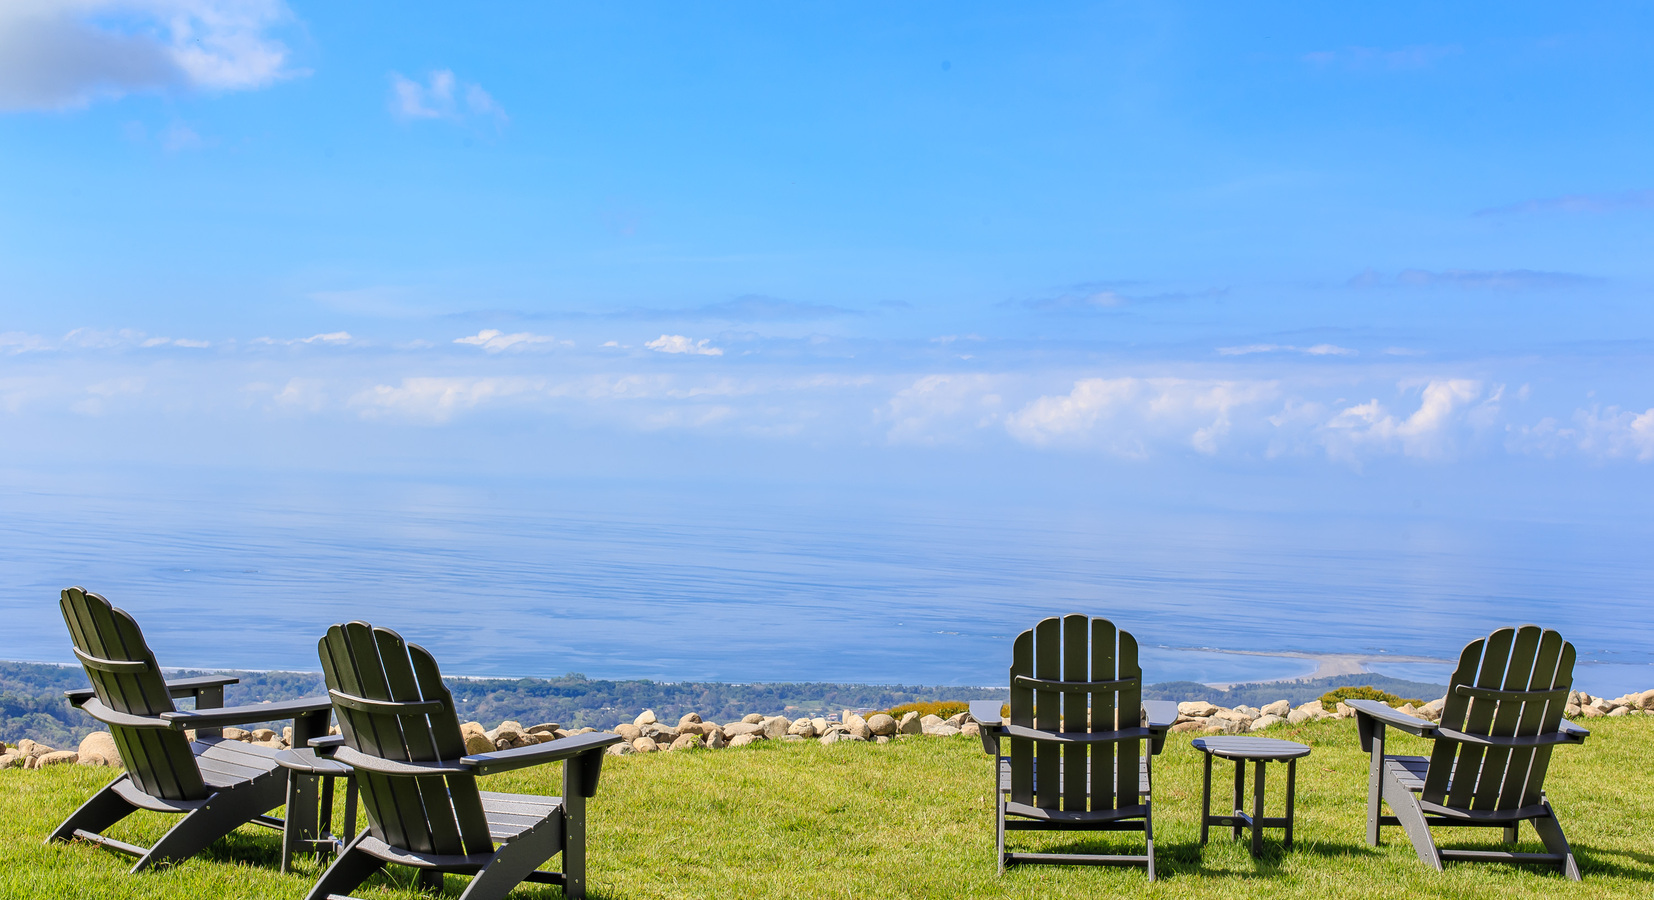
[1351,624,1590,880]
[306,621,622,900]
[970,615,1177,877]
[48,587,334,872]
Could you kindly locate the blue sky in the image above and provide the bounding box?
[1,2,1652,507]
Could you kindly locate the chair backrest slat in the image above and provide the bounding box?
[1423,625,1574,811]
[1008,616,1145,815]
[318,622,492,857]
[59,587,206,801]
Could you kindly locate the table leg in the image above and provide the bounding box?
[1252,760,1266,858]
[342,776,359,840]
[1233,758,1245,841]
[1200,751,1213,845]
[1285,758,1297,850]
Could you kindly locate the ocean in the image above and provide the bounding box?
[1,467,1649,696]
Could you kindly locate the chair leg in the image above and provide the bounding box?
[1143,803,1156,882]
[1380,767,1442,872]
[995,780,1007,875]
[456,814,565,900]
[131,776,286,872]
[305,831,387,900]
[47,777,139,846]
[1529,801,1582,882]
[1366,726,1386,847]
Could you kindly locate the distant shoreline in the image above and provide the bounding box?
[1167,647,1452,688]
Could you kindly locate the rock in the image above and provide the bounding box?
[464,732,496,755]
[1396,704,1419,717]
[919,714,944,730]
[644,725,680,741]
[606,742,634,756]
[945,712,968,728]
[0,752,22,769]
[867,714,898,737]
[1589,697,1613,713]
[222,727,251,742]
[723,722,764,738]
[282,726,294,745]
[678,712,702,727]
[1249,714,1284,731]
[37,750,79,767]
[1421,699,1446,721]
[728,733,762,748]
[527,723,561,735]
[614,723,642,742]
[1581,704,1606,718]
[1212,708,1254,727]
[897,712,921,735]
[960,722,980,738]
[1334,702,1353,718]
[1178,701,1219,718]
[78,732,120,768]
[845,716,873,740]
[1565,702,1583,718]
[632,737,659,753]
[787,720,818,738]
[635,710,658,727]
[250,728,277,743]
[706,729,727,749]
[1169,720,1206,734]
[1235,706,1262,719]
[927,724,961,737]
[1287,708,1314,726]
[761,716,792,739]
[1639,689,1654,710]
[742,713,764,725]
[669,733,704,751]
[461,721,486,739]
[1261,700,1290,718]
[16,739,42,757]
[820,731,865,745]
[1201,725,1226,735]
[1609,706,1630,717]
[811,717,829,733]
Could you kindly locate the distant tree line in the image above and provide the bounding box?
[0,661,1445,747]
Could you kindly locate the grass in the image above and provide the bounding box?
[2,717,1652,899]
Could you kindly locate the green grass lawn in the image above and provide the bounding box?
[3,717,1652,899]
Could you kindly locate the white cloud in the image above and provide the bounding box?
[351,376,543,423]
[1004,377,1278,456]
[646,334,723,356]
[453,329,557,353]
[251,331,353,346]
[1320,379,1484,462]
[389,69,507,125]
[882,374,1005,445]
[1570,406,1654,461]
[1218,343,1356,357]
[0,0,298,111]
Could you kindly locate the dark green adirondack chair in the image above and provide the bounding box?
[1351,624,1590,880]
[970,615,1177,877]
[48,587,334,872]
[306,622,621,900]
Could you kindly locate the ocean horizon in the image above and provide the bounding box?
[3,465,1648,698]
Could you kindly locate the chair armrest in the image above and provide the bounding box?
[968,700,1005,727]
[160,695,333,730]
[461,732,623,777]
[1557,718,1590,742]
[1144,700,1178,754]
[309,734,346,754]
[969,700,1006,754]
[78,698,173,730]
[1349,698,1436,751]
[66,674,241,708]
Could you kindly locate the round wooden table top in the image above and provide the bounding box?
[1190,735,1312,760]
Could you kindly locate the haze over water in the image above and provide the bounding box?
[3,467,1648,697]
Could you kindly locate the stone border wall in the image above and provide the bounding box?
[6,689,1649,770]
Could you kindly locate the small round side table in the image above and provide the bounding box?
[1191,735,1311,857]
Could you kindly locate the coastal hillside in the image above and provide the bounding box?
[0,660,1442,747]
